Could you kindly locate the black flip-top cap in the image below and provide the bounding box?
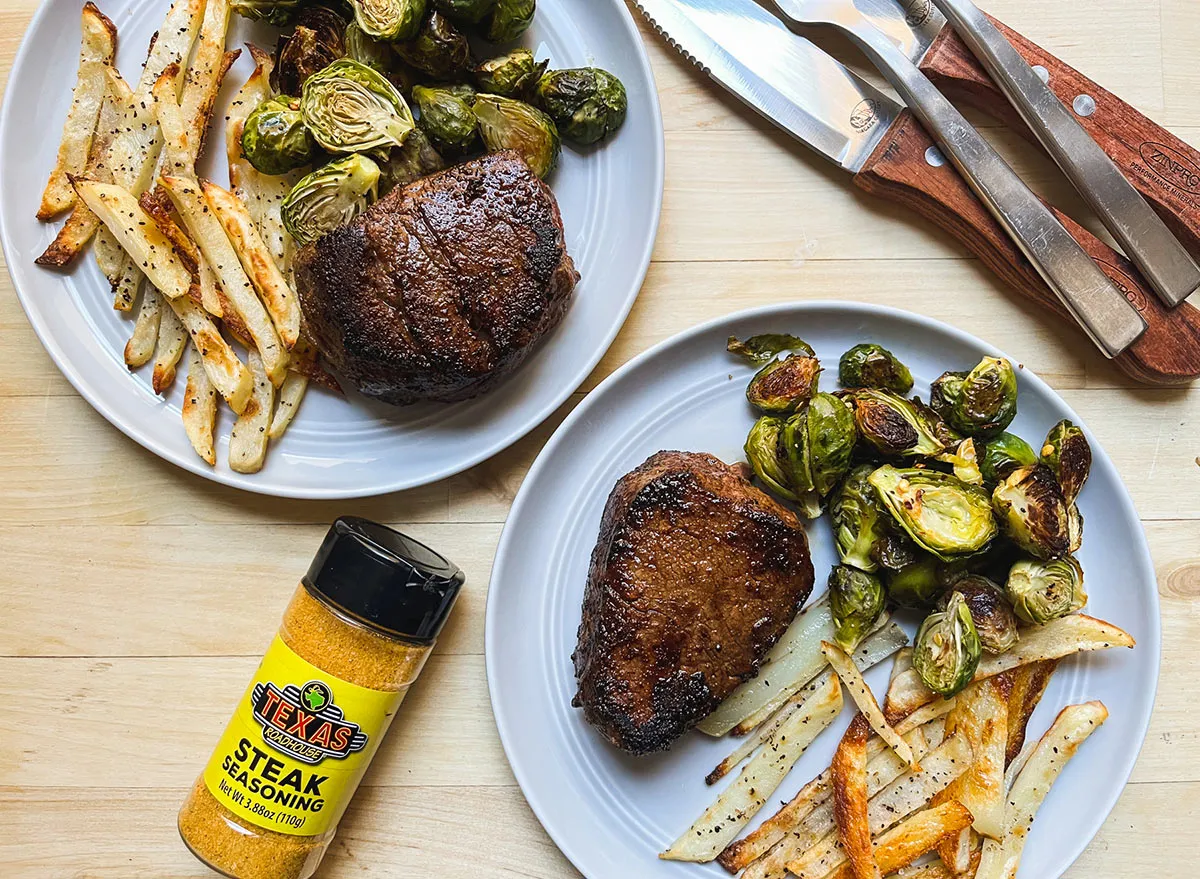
[303,517,465,645]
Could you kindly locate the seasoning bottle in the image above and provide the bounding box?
[178,517,464,879]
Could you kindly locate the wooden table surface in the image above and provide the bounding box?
[2,0,1199,875]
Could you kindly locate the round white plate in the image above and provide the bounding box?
[487,302,1159,879]
[0,0,663,498]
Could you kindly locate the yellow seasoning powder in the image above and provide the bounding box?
[178,517,464,879]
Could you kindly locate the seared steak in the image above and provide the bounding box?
[294,151,579,404]
[573,451,815,755]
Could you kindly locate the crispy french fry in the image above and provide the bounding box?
[932,677,1010,843]
[151,64,193,178]
[825,641,916,771]
[821,803,975,879]
[289,330,342,394]
[167,295,252,414]
[179,0,234,156]
[269,372,308,440]
[229,349,274,474]
[182,344,217,465]
[834,714,879,879]
[1004,659,1059,766]
[161,174,287,385]
[225,45,274,183]
[138,189,199,271]
[38,3,116,220]
[195,256,224,317]
[124,286,161,368]
[95,225,125,287]
[202,180,301,348]
[662,676,843,863]
[152,301,187,393]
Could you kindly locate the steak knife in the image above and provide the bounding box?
[851,0,1200,269]
[633,0,1200,384]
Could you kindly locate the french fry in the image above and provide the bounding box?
[138,189,199,271]
[662,676,843,863]
[269,372,308,439]
[124,286,160,368]
[884,615,1133,723]
[95,225,125,288]
[152,301,187,393]
[179,0,234,159]
[824,641,916,770]
[182,344,217,465]
[151,64,194,178]
[73,179,194,300]
[202,180,301,348]
[196,257,225,317]
[289,330,343,394]
[38,3,116,220]
[229,349,274,474]
[821,803,975,879]
[1004,659,1059,766]
[167,295,252,414]
[161,174,288,385]
[974,702,1108,879]
[833,714,879,879]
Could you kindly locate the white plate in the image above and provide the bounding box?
[487,302,1160,878]
[0,0,663,498]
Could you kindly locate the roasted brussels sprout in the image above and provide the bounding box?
[1068,502,1083,553]
[914,591,982,697]
[395,11,471,79]
[838,343,914,394]
[485,0,535,42]
[535,67,627,145]
[992,464,1071,560]
[473,93,560,178]
[886,555,944,610]
[870,531,920,574]
[803,392,857,496]
[851,389,946,458]
[1040,419,1092,506]
[831,465,890,573]
[476,48,547,97]
[930,356,1018,438]
[829,565,886,652]
[240,96,319,176]
[232,0,303,26]
[978,431,1037,485]
[301,58,415,152]
[412,85,479,152]
[745,415,796,502]
[345,20,394,73]
[950,575,1018,654]
[273,8,349,96]
[351,0,425,41]
[434,0,494,24]
[282,153,381,246]
[377,127,445,194]
[1005,557,1086,625]
[746,354,821,414]
[937,437,983,485]
[869,466,998,560]
[727,333,815,364]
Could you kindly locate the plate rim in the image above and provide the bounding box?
[485,299,1162,879]
[0,0,666,500]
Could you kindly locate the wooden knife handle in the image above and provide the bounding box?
[919,15,1200,260]
[854,110,1200,385]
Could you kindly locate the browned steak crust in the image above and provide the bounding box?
[294,151,579,404]
[573,451,816,755]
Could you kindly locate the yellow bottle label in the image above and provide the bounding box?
[202,636,406,837]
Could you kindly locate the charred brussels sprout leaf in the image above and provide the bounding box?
[991,464,1071,560]
[377,127,445,194]
[301,58,415,152]
[232,0,304,26]
[831,465,890,573]
[914,591,982,697]
[344,21,394,73]
[272,7,349,95]
[1005,557,1086,625]
[870,531,919,574]
[472,93,561,178]
[869,465,998,560]
[851,389,946,458]
[745,416,796,503]
[352,0,425,41]
[746,354,821,414]
[978,431,1037,485]
[930,356,1018,438]
[726,333,815,365]
[937,437,983,485]
[476,48,547,97]
[241,96,319,175]
[949,575,1018,654]
[886,555,944,610]
[1040,419,1092,505]
[805,392,857,496]
[434,0,495,24]
[282,153,381,246]
[485,0,535,42]
[412,85,479,152]
[396,11,472,78]
[838,343,914,394]
[829,566,886,652]
[535,67,628,145]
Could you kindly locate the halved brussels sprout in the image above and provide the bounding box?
[930,356,1018,438]
[937,437,983,485]
[886,555,943,610]
[991,465,1070,560]
[727,333,815,364]
[804,392,857,496]
[232,0,303,26]
[395,11,471,78]
[950,575,1018,654]
[838,343,914,394]
[378,127,445,194]
[434,0,495,24]
[870,531,919,574]
[1041,419,1092,505]
[473,93,561,178]
[829,565,886,652]
[485,0,535,42]
[978,431,1037,485]
[779,414,822,519]
[851,389,946,458]
[282,153,381,246]
[831,464,889,573]
[345,20,394,73]
[273,7,348,95]
[744,416,795,502]
[914,591,982,697]
[1005,557,1086,625]
[535,67,627,145]
[869,465,998,560]
[301,58,415,152]
[746,354,821,414]
[1068,502,1083,553]
[476,48,547,97]
[241,95,319,176]
[412,85,479,153]
[351,0,425,41]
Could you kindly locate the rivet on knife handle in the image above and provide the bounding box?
[929,0,1200,308]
